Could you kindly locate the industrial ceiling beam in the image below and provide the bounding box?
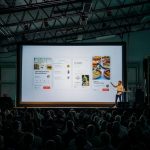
[1,9,150,39]
[0,0,149,28]
[0,0,82,14]
[1,19,150,47]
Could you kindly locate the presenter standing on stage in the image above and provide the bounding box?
[111,81,124,106]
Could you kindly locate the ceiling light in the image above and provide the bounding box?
[96,35,116,40]
[44,18,49,27]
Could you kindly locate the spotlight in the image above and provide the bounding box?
[24,23,29,31]
[102,22,107,28]
[80,13,88,26]
[82,0,92,13]
[44,18,49,28]
[107,9,112,17]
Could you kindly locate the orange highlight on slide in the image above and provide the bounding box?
[43,86,51,89]
[102,88,109,91]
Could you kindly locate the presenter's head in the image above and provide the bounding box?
[118,80,122,85]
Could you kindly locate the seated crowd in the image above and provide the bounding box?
[0,107,150,150]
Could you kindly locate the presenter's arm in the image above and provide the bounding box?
[111,82,117,88]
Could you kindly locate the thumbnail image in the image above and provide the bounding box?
[34,63,39,70]
[101,56,110,69]
[47,64,52,70]
[34,58,52,71]
[82,75,89,86]
[92,56,110,80]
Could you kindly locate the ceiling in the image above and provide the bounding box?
[0,0,150,52]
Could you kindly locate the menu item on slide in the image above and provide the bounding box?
[34,58,52,90]
[102,56,110,69]
[73,59,90,88]
[92,56,110,91]
[104,69,110,80]
[92,56,110,80]
[93,70,102,79]
[82,75,89,86]
[34,64,40,70]
[52,59,71,89]
[47,64,52,70]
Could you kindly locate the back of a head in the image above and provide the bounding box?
[100,132,111,146]
[106,112,112,121]
[54,134,62,144]
[75,134,86,148]
[67,120,74,130]
[13,120,22,131]
[0,135,4,149]
[86,124,96,137]
[23,132,34,146]
[57,110,65,118]
[118,81,122,84]
[25,121,34,132]
[45,140,56,150]
[100,120,107,131]
[112,121,120,135]
[115,115,121,123]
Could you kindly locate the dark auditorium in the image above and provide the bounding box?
[0,1,150,150]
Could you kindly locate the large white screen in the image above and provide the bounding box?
[20,45,123,103]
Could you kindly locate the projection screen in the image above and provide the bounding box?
[18,43,126,107]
